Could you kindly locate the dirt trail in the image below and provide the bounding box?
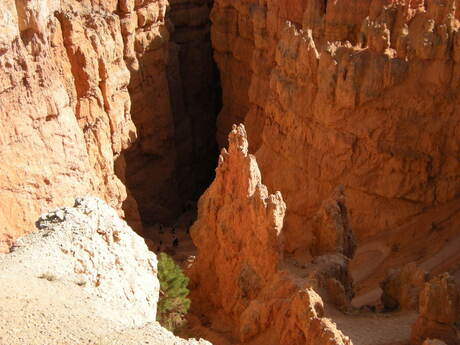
[327,308,418,345]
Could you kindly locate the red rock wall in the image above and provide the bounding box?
[0,0,141,251]
[211,0,460,269]
[0,0,221,249]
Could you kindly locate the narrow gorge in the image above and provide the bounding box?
[0,0,460,345]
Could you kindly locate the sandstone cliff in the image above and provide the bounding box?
[1,0,460,344]
[0,0,139,251]
[211,0,460,290]
[0,0,221,252]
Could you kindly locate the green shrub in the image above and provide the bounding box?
[156,252,191,331]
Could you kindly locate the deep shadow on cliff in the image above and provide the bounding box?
[119,0,222,231]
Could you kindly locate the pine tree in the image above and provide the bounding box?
[156,252,191,331]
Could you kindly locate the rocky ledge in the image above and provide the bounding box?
[0,196,211,345]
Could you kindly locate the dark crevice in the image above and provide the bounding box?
[120,0,222,233]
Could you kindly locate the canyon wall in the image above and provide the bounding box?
[123,0,221,226]
[2,0,459,309]
[211,0,460,286]
[0,0,138,251]
[0,0,221,251]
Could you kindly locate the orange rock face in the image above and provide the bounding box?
[211,0,460,282]
[190,124,354,345]
[311,185,356,259]
[0,0,140,251]
[190,124,286,320]
[0,0,220,249]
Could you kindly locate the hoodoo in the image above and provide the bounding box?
[189,124,355,345]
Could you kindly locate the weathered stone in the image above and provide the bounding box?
[7,196,159,326]
[381,262,430,311]
[411,273,460,345]
[0,197,212,345]
[190,124,286,319]
[211,0,460,285]
[311,185,356,259]
[0,0,142,251]
[190,125,353,345]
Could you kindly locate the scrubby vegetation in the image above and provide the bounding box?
[156,252,191,331]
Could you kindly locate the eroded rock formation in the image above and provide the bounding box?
[311,185,356,258]
[381,262,430,311]
[411,273,460,345]
[211,0,460,283]
[0,0,221,251]
[1,0,459,343]
[190,124,353,345]
[0,0,139,251]
[190,124,286,319]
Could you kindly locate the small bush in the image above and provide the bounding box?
[156,252,191,332]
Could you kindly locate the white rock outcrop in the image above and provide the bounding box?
[5,196,159,327]
[0,197,212,345]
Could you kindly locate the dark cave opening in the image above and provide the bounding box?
[119,0,222,236]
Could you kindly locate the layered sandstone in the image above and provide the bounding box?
[0,0,221,251]
[0,0,140,251]
[190,124,353,345]
[211,0,460,289]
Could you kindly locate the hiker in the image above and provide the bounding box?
[172,237,179,247]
